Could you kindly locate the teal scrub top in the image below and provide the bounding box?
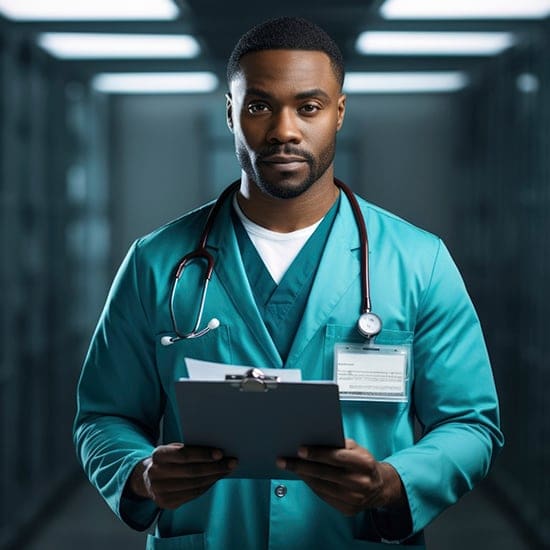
[233,195,338,362]
[74,188,503,549]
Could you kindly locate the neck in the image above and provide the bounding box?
[237,173,339,233]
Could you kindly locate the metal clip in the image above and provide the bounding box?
[225,368,280,392]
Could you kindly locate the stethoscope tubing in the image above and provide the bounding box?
[164,178,378,344]
[334,178,373,316]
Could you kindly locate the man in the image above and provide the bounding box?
[74,17,503,549]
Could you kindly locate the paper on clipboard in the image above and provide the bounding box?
[175,358,345,479]
[184,357,302,382]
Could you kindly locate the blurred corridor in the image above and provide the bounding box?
[1,1,550,549]
[17,477,539,549]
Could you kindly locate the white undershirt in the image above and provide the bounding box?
[233,195,323,284]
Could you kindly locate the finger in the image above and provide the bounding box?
[301,473,385,510]
[149,458,237,482]
[281,457,362,487]
[279,457,341,480]
[298,439,377,470]
[152,476,225,510]
[152,470,232,496]
[299,475,365,516]
[152,444,226,465]
[148,462,238,509]
[281,456,382,496]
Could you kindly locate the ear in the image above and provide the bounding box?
[226,92,234,133]
[336,93,346,132]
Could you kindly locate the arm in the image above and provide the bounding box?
[279,239,503,539]
[73,241,235,529]
[384,239,504,532]
[73,242,161,529]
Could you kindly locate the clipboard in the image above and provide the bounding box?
[174,369,345,479]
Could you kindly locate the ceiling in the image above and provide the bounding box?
[183,0,383,69]
[0,0,545,83]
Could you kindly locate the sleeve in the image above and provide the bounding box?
[73,240,162,530]
[383,239,504,535]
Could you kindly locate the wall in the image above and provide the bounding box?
[455,36,550,545]
[0,26,111,549]
[108,93,237,266]
[343,93,464,248]
[106,91,462,266]
[3,26,547,546]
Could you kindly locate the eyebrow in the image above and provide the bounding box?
[245,87,331,102]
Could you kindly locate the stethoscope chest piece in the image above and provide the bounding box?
[357,312,382,339]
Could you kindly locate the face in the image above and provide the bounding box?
[227,49,346,200]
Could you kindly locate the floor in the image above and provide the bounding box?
[17,476,537,550]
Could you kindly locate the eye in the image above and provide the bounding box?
[299,103,321,115]
[248,102,270,114]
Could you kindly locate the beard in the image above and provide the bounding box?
[235,139,336,199]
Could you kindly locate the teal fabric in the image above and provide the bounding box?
[232,197,338,362]
[73,188,503,549]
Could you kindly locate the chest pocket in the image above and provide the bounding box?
[324,325,415,459]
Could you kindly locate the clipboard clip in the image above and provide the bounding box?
[225,368,280,392]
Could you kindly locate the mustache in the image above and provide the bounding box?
[257,145,313,162]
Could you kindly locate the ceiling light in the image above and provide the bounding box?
[92,73,219,94]
[37,34,200,60]
[343,72,469,93]
[516,73,540,94]
[381,0,550,19]
[356,32,515,56]
[0,0,178,21]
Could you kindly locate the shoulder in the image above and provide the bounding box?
[134,201,214,255]
[355,194,442,256]
[143,201,213,243]
[116,202,216,277]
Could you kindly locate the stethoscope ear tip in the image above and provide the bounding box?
[161,335,175,346]
[161,318,220,345]
[208,318,220,330]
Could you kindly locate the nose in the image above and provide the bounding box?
[266,108,302,144]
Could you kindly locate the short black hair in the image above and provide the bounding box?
[227,17,345,88]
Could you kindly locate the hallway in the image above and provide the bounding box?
[2,3,550,550]
[19,475,537,550]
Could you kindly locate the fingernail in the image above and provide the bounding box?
[297,447,308,459]
[212,449,223,460]
[276,458,286,469]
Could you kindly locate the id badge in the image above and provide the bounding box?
[334,343,410,402]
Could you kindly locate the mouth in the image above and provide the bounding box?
[260,155,307,164]
[259,155,308,173]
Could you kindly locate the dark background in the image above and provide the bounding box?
[1,1,548,548]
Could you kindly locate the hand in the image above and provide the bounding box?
[127,443,237,509]
[277,438,406,516]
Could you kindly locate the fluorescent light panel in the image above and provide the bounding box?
[37,34,200,60]
[92,73,219,94]
[356,32,515,56]
[0,0,178,21]
[381,0,550,19]
[343,72,469,93]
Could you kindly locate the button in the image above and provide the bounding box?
[274,484,287,498]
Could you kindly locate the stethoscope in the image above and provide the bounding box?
[161,179,382,346]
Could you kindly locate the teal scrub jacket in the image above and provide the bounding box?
[74,191,503,549]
